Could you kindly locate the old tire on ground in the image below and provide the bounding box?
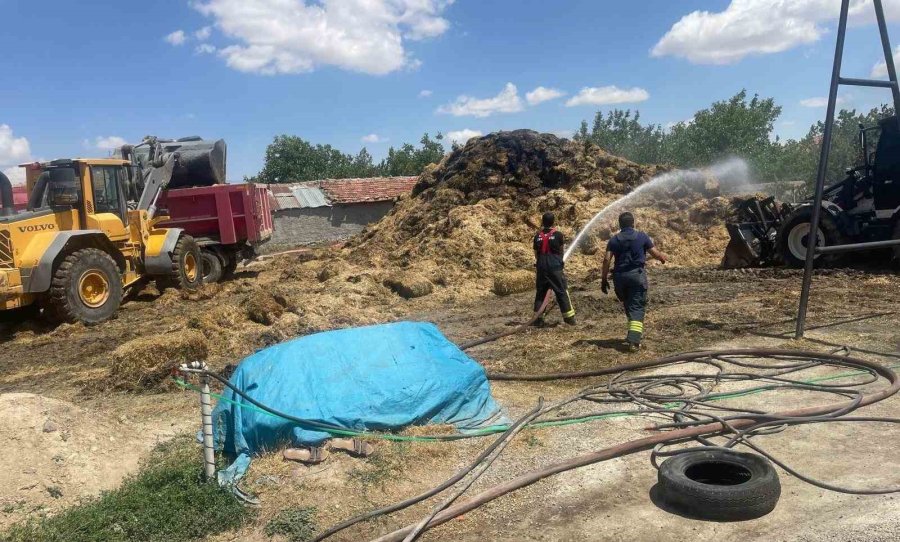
[200,248,224,284]
[156,235,203,291]
[42,248,123,325]
[777,206,845,268]
[657,449,780,521]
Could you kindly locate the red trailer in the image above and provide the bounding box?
[158,183,273,283]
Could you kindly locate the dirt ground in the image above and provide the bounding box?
[2,256,898,540]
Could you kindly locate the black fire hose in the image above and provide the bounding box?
[364,349,899,542]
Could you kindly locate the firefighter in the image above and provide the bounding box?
[533,212,576,326]
[600,212,667,351]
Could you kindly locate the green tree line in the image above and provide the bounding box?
[252,132,446,183]
[575,90,895,195]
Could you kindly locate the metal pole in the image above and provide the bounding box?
[795,0,850,339]
[873,0,900,113]
[200,371,217,481]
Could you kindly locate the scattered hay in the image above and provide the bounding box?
[493,270,534,296]
[108,330,208,391]
[384,272,434,299]
[244,289,294,326]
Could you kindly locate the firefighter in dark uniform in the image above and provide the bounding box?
[533,212,576,326]
[601,212,668,350]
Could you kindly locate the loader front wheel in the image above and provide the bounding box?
[43,248,123,325]
[777,207,845,268]
[156,235,203,291]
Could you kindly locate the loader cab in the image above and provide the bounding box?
[872,116,900,213]
[26,159,132,238]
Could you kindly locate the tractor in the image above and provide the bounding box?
[724,115,900,268]
[0,143,207,324]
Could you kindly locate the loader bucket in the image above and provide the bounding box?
[160,138,227,188]
[722,223,762,269]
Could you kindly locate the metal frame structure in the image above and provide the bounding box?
[795,0,900,338]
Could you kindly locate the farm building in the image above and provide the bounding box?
[265,176,417,251]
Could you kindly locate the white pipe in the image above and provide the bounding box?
[200,371,216,481]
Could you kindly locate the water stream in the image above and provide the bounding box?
[562,157,751,262]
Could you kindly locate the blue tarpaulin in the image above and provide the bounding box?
[209,321,506,482]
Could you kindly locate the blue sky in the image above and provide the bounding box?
[3,0,900,183]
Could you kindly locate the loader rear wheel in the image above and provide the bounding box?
[156,235,203,291]
[777,207,845,268]
[43,248,123,325]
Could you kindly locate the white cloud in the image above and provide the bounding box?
[0,124,31,167]
[447,129,482,145]
[653,0,900,65]
[565,86,650,107]
[872,45,900,77]
[164,30,187,46]
[195,43,217,55]
[94,136,128,151]
[2,166,25,186]
[525,86,565,106]
[361,133,384,143]
[195,26,213,40]
[193,0,454,75]
[437,83,524,117]
[419,89,433,98]
[800,96,847,107]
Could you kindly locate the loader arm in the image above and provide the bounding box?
[137,153,178,219]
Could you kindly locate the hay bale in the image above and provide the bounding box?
[384,272,433,299]
[492,270,534,296]
[109,330,208,391]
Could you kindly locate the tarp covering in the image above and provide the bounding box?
[211,322,506,464]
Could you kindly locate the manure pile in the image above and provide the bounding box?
[327,130,732,298]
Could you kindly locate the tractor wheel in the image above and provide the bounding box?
[892,220,900,269]
[43,248,123,325]
[777,207,845,268]
[200,248,225,284]
[156,235,203,291]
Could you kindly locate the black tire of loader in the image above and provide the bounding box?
[156,235,203,291]
[42,248,123,325]
[657,449,781,521]
[777,206,845,268]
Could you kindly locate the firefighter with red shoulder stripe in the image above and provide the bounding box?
[532,212,576,326]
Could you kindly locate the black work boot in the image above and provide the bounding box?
[531,316,546,327]
[564,315,577,326]
[628,342,641,353]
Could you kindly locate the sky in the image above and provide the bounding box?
[4,0,900,184]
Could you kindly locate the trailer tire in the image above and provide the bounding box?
[156,235,203,291]
[657,449,780,521]
[777,207,845,268]
[200,248,225,284]
[42,248,123,325]
[222,253,239,279]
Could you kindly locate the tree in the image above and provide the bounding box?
[664,91,781,176]
[256,133,447,183]
[588,109,666,164]
[380,133,446,176]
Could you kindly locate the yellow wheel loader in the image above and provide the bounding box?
[0,148,203,324]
